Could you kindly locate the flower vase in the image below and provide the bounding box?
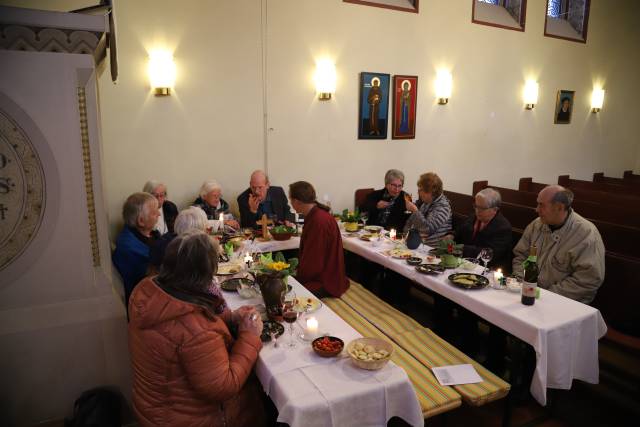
[344,222,359,232]
[256,271,286,321]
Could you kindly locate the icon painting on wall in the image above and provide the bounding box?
[358,72,390,139]
[392,75,418,139]
[554,90,575,124]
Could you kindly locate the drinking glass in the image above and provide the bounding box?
[478,248,493,274]
[360,213,369,228]
[281,290,298,348]
[404,193,413,215]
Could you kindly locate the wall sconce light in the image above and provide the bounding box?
[314,59,336,100]
[148,50,176,96]
[523,80,539,109]
[434,70,452,104]
[591,88,605,113]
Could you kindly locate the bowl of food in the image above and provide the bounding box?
[364,225,384,235]
[347,337,393,370]
[406,256,423,266]
[312,336,344,357]
[270,225,296,241]
[460,257,479,271]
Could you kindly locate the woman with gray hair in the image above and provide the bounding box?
[451,187,512,270]
[362,169,411,231]
[148,206,209,271]
[143,180,178,235]
[112,192,161,307]
[193,179,240,230]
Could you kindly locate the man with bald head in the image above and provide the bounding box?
[512,185,605,304]
[237,170,294,228]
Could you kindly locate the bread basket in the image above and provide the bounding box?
[347,337,393,370]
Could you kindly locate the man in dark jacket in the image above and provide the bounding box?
[237,170,294,228]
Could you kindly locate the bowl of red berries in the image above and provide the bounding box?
[312,336,344,358]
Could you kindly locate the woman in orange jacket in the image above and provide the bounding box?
[128,230,266,427]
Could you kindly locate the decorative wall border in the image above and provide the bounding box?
[76,87,100,267]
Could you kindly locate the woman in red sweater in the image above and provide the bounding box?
[289,181,349,298]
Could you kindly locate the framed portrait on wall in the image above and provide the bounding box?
[392,75,418,139]
[358,72,390,139]
[554,90,575,124]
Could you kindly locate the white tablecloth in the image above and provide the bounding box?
[341,235,608,406]
[223,275,423,427]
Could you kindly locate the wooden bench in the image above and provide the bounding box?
[332,281,511,408]
[323,296,462,418]
[355,188,374,211]
[623,170,640,182]
[559,175,640,197]
[593,172,640,187]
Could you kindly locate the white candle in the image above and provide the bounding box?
[244,253,252,265]
[494,269,503,281]
[306,317,319,335]
[218,213,224,232]
[389,228,397,240]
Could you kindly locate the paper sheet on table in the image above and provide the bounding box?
[432,364,482,386]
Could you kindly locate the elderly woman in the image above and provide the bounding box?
[194,180,240,230]
[290,181,349,298]
[143,180,178,234]
[363,169,410,231]
[452,188,512,270]
[128,230,266,427]
[149,206,208,271]
[112,192,160,305]
[403,172,452,246]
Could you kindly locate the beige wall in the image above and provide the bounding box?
[5,0,638,234]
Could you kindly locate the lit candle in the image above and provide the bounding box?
[306,317,319,337]
[389,228,397,240]
[244,253,252,268]
[218,213,224,232]
[494,269,503,283]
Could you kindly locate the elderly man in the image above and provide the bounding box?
[112,192,160,306]
[363,169,410,231]
[237,170,294,228]
[512,185,605,304]
[403,172,452,246]
[451,188,512,270]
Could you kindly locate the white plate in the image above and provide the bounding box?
[216,263,243,275]
[422,255,441,265]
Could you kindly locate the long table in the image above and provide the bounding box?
[239,233,607,406]
[222,274,423,427]
[340,235,607,406]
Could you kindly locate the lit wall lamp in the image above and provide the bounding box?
[591,88,605,113]
[314,59,336,100]
[148,50,176,96]
[523,80,539,109]
[434,70,452,104]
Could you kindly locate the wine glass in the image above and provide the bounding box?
[404,193,413,215]
[478,248,493,274]
[281,290,298,348]
[360,212,369,228]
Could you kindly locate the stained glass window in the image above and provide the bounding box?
[479,0,499,4]
[547,0,562,18]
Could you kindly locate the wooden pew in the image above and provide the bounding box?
[354,187,374,211]
[473,181,640,229]
[593,172,640,187]
[623,170,640,182]
[559,175,640,197]
[519,177,640,210]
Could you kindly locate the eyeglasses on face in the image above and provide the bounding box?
[387,183,403,189]
[152,192,166,198]
[472,204,492,211]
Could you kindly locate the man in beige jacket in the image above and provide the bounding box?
[512,185,605,304]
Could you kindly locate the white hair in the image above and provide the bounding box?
[174,206,208,235]
[143,180,165,195]
[476,188,501,208]
[199,179,222,199]
[123,192,157,227]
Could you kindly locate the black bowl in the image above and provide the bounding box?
[406,257,423,266]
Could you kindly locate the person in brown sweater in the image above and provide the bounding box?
[128,230,266,427]
[289,181,349,298]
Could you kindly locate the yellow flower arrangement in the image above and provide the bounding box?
[266,261,290,271]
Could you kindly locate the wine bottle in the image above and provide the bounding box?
[521,245,538,306]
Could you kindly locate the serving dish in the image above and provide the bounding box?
[312,336,344,357]
[415,264,445,275]
[216,263,243,276]
[448,273,489,290]
[220,277,253,292]
[293,297,322,313]
[260,320,284,342]
[406,256,423,266]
